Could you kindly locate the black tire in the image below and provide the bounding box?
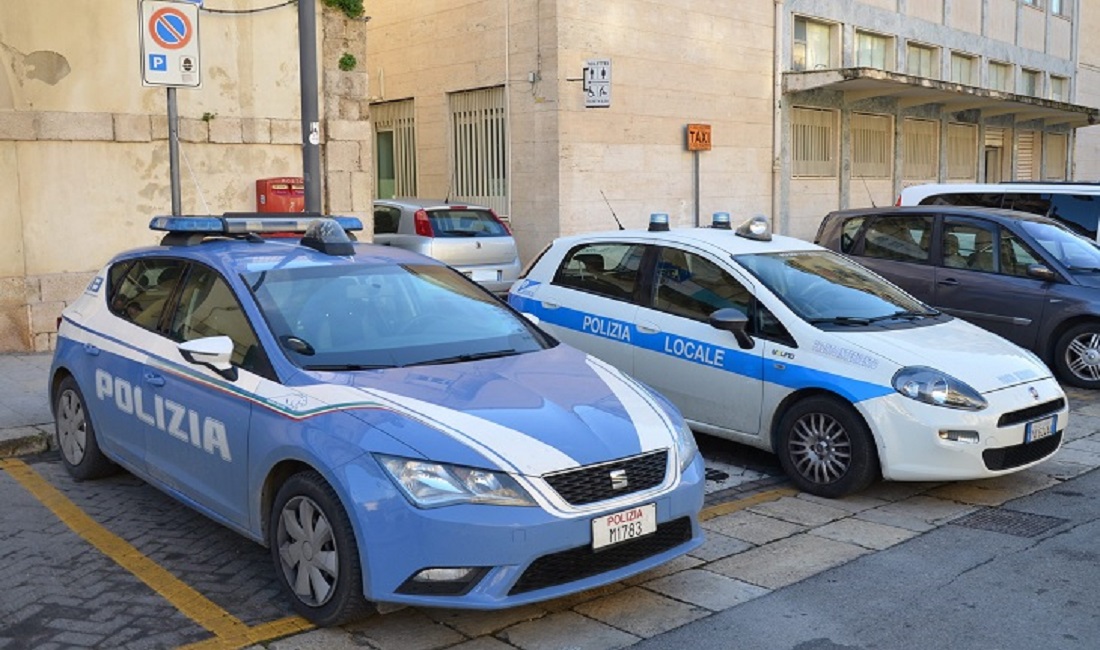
[1053,323,1100,389]
[776,396,878,498]
[270,471,373,626]
[54,376,118,481]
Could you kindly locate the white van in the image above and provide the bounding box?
[897,183,1100,242]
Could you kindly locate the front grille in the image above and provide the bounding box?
[982,431,1062,470]
[543,450,668,506]
[508,517,693,596]
[997,398,1065,428]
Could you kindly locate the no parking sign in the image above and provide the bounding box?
[140,0,201,87]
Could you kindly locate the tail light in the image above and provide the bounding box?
[895,195,902,206]
[413,209,434,237]
[489,209,512,235]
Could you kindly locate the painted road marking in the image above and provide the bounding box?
[0,458,312,649]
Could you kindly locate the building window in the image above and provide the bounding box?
[852,113,892,179]
[855,31,892,70]
[903,118,939,181]
[372,100,417,200]
[950,52,977,86]
[1045,133,1068,180]
[947,123,978,181]
[1016,131,1040,180]
[791,107,837,177]
[988,62,1012,92]
[906,42,937,78]
[1051,76,1069,101]
[449,86,507,215]
[792,17,835,71]
[1022,69,1042,96]
[1051,0,1070,16]
[1021,0,1039,6]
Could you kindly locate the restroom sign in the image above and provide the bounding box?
[140,0,201,87]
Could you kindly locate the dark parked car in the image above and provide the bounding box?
[816,206,1100,389]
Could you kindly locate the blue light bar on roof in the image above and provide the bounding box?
[149,214,364,234]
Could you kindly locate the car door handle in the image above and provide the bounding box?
[541,301,560,309]
[82,343,100,356]
[636,323,660,334]
[937,278,960,286]
[143,371,166,387]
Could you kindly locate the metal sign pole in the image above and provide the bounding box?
[167,87,182,216]
[693,151,700,227]
[298,0,322,213]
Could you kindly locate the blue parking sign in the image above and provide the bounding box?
[149,54,167,71]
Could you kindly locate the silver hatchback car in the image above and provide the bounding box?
[373,198,521,296]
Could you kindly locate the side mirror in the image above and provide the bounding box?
[179,336,238,381]
[522,312,541,326]
[1026,264,1057,282]
[708,308,753,349]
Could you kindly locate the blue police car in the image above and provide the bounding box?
[50,214,704,625]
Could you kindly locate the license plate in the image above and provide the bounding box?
[468,268,499,282]
[1025,415,1056,443]
[591,503,657,550]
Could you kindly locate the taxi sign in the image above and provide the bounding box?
[140,0,201,88]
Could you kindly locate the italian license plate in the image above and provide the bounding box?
[1025,415,1056,443]
[591,503,656,550]
[468,268,499,282]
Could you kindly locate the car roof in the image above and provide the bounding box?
[552,225,821,255]
[375,197,493,211]
[825,205,1061,227]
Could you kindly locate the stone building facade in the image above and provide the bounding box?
[0,0,370,352]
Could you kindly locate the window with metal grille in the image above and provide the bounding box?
[903,118,939,180]
[989,62,1012,92]
[372,100,417,199]
[1017,131,1039,180]
[855,31,891,70]
[852,113,892,179]
[906,42,937,78]
[449,86,507,216]
[791,107,837,177]
[1045,133,1068,180]
[947,123,977,180]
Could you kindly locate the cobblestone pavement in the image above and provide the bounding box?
[2,351,1099,649]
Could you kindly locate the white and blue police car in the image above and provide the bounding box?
[509,213,1067,498]
[50,214,704,626]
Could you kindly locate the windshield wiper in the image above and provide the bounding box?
[867,309,940,322]
[807,316,873,326]
[303,363,399,371]
[414,349,520,366]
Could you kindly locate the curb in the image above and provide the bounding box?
[0,424,54,458]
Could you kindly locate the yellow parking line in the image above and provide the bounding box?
[699,487,797,521]
[0,458,314,648]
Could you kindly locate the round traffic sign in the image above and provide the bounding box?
[148,7,193,50]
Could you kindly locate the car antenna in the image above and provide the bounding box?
[859,175,877,208]
[600,189,625,230]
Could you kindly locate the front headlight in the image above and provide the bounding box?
[672,417,699,471]
[892,366,987,411]
[377,455,536,508]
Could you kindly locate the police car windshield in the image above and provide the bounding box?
[244,263,550,369]
[735,250,935,326]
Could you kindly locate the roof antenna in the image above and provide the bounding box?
[859,175,877,208]
[600,189,625,230]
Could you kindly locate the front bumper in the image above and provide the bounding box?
[863,376,1066,481]
[339,453,706,609]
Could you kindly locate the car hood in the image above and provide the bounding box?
[836,318,1052,394]
[296,346,679,476]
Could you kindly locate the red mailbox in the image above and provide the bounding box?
[256,177,305,213]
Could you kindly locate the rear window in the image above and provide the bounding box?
[428,209,509,237]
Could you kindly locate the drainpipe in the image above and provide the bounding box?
[505,0,513,220]
[773,0,784,233]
